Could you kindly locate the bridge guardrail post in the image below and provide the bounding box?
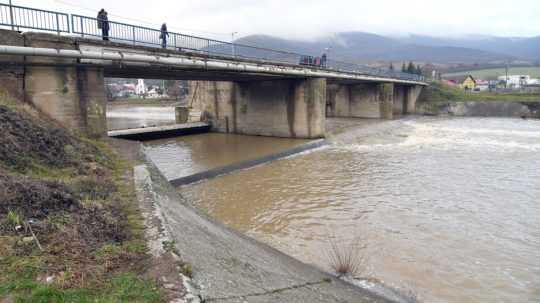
[8,2,14,30]
[132,26,136,45]
[55,13,60,35]
[80,16,84,37]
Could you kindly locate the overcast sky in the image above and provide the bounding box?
[12,0,540,40]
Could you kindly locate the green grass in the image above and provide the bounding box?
[420,81,540,103]
[1,271,161,303]
[442,67,540,80]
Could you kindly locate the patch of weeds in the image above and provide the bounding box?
[70,176,117,201]
[123,239,147,254]
[103,273,162,303]
[96,243,123,260]
[179,262,193,279]
[47,213,71,232]
[326,235,367,278]
[162,240,176,253]
[7,210,22,227]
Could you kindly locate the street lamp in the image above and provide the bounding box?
[231,31,238,57]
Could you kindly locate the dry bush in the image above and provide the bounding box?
[326,235,367,277]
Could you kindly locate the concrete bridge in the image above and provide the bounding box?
[0,29,426,138]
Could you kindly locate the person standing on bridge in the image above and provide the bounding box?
[97,9,110,41]
[160,23,169,49]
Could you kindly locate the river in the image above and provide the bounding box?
[143,116,540,303]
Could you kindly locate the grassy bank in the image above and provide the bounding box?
[419,81,540,103]
[0,98,162,302]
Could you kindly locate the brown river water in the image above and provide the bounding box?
[142,116,540,303]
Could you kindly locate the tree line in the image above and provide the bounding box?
[389,62,423,75]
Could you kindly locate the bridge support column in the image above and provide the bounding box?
[326,82,395,119]
[23,33,107,137]
[190,78,326,138]
[24,66,107,138]
[378,83,394,119]
[0,30,24,101]
[405,85,423,114]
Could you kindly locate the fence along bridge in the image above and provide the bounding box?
[0,3,427,138]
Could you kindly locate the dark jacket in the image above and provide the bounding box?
[97,11,109,31]
[160,24,168,39]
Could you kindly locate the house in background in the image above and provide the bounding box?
[474,79,489,92]
[461,75,476,91]
[443,79,458,86]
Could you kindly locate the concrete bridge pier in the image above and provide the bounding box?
[25,65,107,137]
[327,82,422,119]
[327,82,394,119]
[190,78,326,138]
[0,31,107,137]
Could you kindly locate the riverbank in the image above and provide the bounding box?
[417,81,540,117]
[419,81,540,103]
[416,100,540,117]
[0,98,187,302]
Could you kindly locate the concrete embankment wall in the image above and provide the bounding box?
[417,101,540,118]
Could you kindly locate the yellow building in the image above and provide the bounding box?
[461,75,476,90]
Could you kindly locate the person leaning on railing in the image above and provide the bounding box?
[97,9,110,41]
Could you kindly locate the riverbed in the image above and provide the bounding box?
[145,117,540,303]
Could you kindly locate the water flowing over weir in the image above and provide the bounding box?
[144,117,540,303]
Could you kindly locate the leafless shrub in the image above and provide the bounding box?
[326,235,367,277]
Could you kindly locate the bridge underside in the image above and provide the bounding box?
[0,30,424,138]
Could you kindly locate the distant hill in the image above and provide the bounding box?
[234,32,515,65]
[396,35,540,61]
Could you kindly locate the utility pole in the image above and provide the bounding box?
[231,32,238,57]
[505,62,509,89]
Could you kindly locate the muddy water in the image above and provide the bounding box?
[106,106,176,130]
[144,133,309,180]
[173,117,540,303]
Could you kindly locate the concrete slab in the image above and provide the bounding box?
[107,122,210,140]
[138,150,395,303]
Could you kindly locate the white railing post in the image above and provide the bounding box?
[9,0,15,30]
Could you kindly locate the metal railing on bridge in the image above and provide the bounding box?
[0,3,424,82]
[0,3,69,33]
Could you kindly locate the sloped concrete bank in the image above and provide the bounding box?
[417,101,540,118]
[135,146,395,302]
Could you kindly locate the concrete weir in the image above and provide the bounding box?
[169,139,328,186]
[108,122,210,140]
